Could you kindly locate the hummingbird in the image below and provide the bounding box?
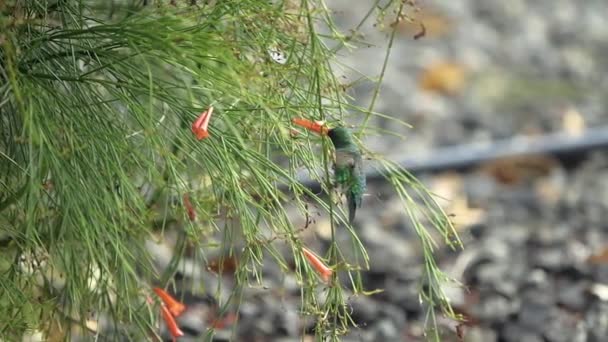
[327,127,366,223]
[292,118,366,222]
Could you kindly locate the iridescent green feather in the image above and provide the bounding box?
[328,128,366,223]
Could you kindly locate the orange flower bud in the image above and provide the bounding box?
[160,304,184,340]
[302,247,332,283]
[292,117,328,135]
[191,107,213,140]
[153,287,186,317]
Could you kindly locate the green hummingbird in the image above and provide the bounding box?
[327,127,366,223]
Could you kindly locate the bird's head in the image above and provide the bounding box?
[292,118,354,148]
[327,127,354,148]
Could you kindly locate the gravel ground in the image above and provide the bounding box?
[329,0,608,154]
[148,1,608,341]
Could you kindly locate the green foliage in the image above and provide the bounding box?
[0,0,462,340]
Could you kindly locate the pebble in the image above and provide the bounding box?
[519,301,553,332]
[500,321,544,342]
[556,280,589,312]
[474,293,513,323]
[466,326,497,342]
[542,308,579,342]
[585,302,608,342]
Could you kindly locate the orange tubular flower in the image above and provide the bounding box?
[191,106,214,140]
[302,247,332,283]
[161,304,184,341]
[292,117,329,135]
[153,287,186,317]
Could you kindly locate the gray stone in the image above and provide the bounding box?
[532,247,567,272]
[372,319,400,341]
[501,322,544,342]
[542,308,579,342]
[474,294,513,323]
[556,281,589,312]
[585,302,608,342]
[518,298,553,330]
[465,326,497,342]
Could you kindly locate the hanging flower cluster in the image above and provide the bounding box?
[154,287,186,340]
[293,117,335,284]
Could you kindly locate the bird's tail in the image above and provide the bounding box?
[347,192,361,223]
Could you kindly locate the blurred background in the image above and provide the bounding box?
[321,0,608,341]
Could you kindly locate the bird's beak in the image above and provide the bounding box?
[292,117,329,135]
